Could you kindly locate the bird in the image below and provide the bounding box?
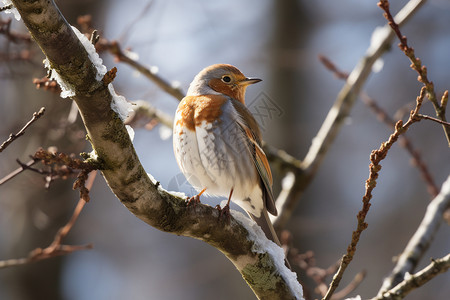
[173,63,282,248]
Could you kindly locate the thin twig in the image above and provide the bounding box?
[320,54,440,198]
[285,232,366,300]
[124,100,174,129]
[378,0,450,146]
[361,93,440,197]
[0,171,96,269]
[0,16,32,43]
[371,254,450,300]
[376,175,450,296]
[74,16,185,100]
[100,40,185,101]
[51,171,97,246]
[416,113,450,126]
[302,0,425,171]
[322,87,427,300]
[331,271,366,300]
[273,0,425,230]
[0,159,37,185]
[0,107,45,152]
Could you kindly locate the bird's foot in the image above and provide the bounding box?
[186,188,206,208]
[215,203,231,222]
[186,194,201,207]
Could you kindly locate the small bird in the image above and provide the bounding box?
[173,64,281,247]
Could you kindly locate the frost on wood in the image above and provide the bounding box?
[44,58,75,98]
[345,296,362,300]
[125,125,135,141]
[71,26,107,81]
[108,84,133,121]
[231,209,304,299]
[42,25,108,98]
[72,25,132,121]
[2,0,21,20]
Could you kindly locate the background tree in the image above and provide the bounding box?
[0,0,449,299]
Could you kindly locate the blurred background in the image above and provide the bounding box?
[1,0,449,299]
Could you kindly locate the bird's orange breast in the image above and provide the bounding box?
[176,95,229,132]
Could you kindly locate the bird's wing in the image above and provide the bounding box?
[230,99,277,216]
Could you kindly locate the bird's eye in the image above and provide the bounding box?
[221,75,232,83]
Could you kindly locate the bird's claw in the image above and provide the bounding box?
[215,203,231,222]
[186,194,201,207]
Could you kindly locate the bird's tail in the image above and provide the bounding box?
[247,209,291,269]
[248,208,281,246]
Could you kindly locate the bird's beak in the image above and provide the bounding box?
[238,77,262,86]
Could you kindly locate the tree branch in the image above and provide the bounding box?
[0,107,45,152]
[319,54,440,199]
[378,0,450,146]
[322,87,427,300]
[376,175,450,296]
[0,171,96,269]
[371,254,450,300]
[273,0,426,229]
[10,0,302,298]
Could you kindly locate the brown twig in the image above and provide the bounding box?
[318,55,349,80]
[416,113,450,127]
[0,107,45,152]
[75,16,185,101]
[284,231,366,300]
[33,76,61,93]
[124,100,174,129]
[0,171,96,269]
[0,159,37,185]
[33,148,100,201]
[320,54,440,198]
[0,17,32,43]
[322,87,427,300]
[103,40,185,100]
[361,94,440,197]
[378,0,450,145]
[272,0,425,231]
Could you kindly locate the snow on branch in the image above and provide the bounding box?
[9,0,303,298]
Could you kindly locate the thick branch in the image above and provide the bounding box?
[10,0,302,298]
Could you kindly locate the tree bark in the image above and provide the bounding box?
[10,0,302,299]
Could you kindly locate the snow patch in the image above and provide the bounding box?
[108,84,133,121]
[44,58,76,98]
[42,26,108,98]
[2,0,21,21]
[146,172,186,199]
[71,26,107,80]
[89,149,98,160]
[230,208,304,299]
[345,296,361,300]
[125,125,135,141]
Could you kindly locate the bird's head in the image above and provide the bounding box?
[187,64,261,104]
